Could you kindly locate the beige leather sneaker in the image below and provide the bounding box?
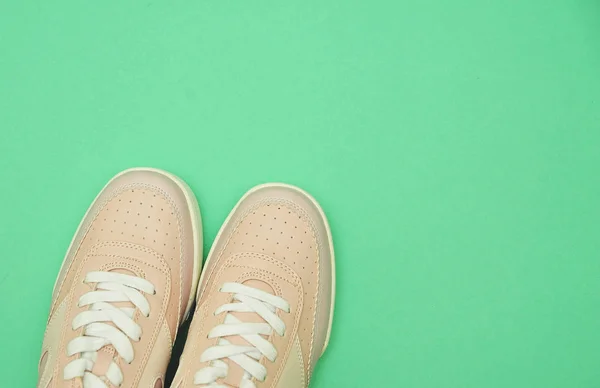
[172,184,335,388]
[38,168,203,388]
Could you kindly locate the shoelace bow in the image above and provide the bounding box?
[194,282,290,388]
[63,271,155,388]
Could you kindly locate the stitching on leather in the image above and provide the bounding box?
[98,259,146,272]
[126,257,171,386]
[194,197,324,386]
[98,261,147,278]
[201,197,322,299]
[219,261,305,388]
[52,182,187,331]
[184,261,296,386]
[183,279,225,381]
[87,240,175,322]
[89,240,166,258]
[90,254,166,273]
[297,336,306,387]
[226,252,300,281]
[256,273,304,387]
[243,201,320,379]
[233,265,299,288]
[201,199,322,379]
[40,296,66,387]
[235,271,284,298]
[99,258,147,367]
[54,267,79,386]
[88,238,175,381]
[102,252,171,385]
[232,271,286,387]
[307,227,320,382]
[43,296,68,339]
[163,320,173,348]
[144,323,171,388]
[84,186,187,323]
[59,243,171,387]
[183,300,210,382]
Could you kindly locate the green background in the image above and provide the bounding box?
[1,0,599,387]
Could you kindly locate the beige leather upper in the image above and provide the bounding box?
[173,184,334,388]
[39,169,201,388]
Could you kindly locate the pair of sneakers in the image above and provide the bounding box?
[38,168,335,388]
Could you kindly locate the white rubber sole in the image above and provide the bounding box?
[198,183,336,356]
[51,167,203,320]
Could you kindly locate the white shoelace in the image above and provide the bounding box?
[194,282,290,388]
[63,271,155,388]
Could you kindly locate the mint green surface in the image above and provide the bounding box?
[1,1,600,387]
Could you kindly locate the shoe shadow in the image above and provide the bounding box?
[165,302,194,386]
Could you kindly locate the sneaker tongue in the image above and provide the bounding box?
[222,279,274,387]
[90,350,114,379]
[106,268,137,310]
[85,268,139,375]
